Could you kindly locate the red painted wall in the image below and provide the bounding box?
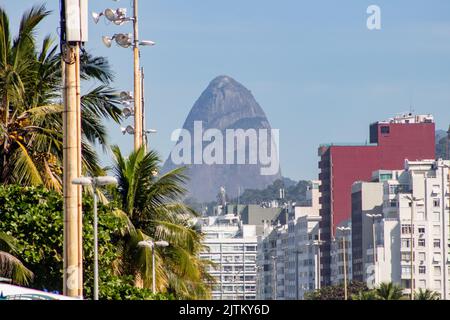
[329,122,435,233]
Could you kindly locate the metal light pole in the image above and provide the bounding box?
[366,213,382,286]
[404,195,423,300]
[72,176,118,300]
[271,256,277,300]
[337,226,351,300]
[441,163,450,300]
[138,240,169,293]
[141,67,147,152]
[311,239,325,291]
[61,0,87,298]
[295,249,299,300]
[132,0,143,151]
[93,1,155,152]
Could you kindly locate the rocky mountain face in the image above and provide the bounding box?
[162,75,281,202]
[436,129,449,160]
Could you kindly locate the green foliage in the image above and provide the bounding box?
[0,231,34,285]
[232,179,310,206]
[351,290,378,300]
[0,4,122,191]
[415,288,440,300]
[0,184,171,300]
[307,281,410,300]
[436,131,449,160]
[96,275,175,300]
[375,282,404,300]
[304,281,370,300]
[111,146,214,299]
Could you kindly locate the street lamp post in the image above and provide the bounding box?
[441,163,450,300]
[337,226,351,300]
[72,176,118,300]
[137,240,169,293]
[310,239,325,291]
[93,1,155,152]
[271,256,277,300]
[404,195,423,300]
[366,213,382,286]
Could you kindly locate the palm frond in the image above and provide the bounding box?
[0,251,34,286]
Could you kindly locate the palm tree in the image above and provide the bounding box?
[110,146,214,299]
[375,282,404,300]
[415,288,440,300]
[0,4,122,191]
[0,232,33,285]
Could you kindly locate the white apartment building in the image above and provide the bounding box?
[352,159,450,298]
[198,211,258,300]
[256,181,322,300]
[351,170,401,287]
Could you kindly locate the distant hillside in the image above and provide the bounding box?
[436,128,449,160]
[232,178,310,205]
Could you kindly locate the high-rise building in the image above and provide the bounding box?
[197,212,258,300]
[351,170,397,284]
[318,113,435,285]
[351,159,450,298]
[256,181,321,300]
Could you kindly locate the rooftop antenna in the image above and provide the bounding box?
[409,90,415,115]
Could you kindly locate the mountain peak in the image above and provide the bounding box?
[162,75,281,201]
[208,75,247,91]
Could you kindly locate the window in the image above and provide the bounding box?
[402,279,412,289]
[433,225,441,235]
[416,212,425,220]
[401,239,411,248]
[433,199,440,208]
[418,239,426,247]
[434,280,442,289]
[433,239,441,249]
[401,252,412,262]
[381,126,390,134]
[432,212,441,222]
[418,227,425,234]
[402,265,412,275]
[389,185,398,194]
[418,252,426,261]
[419,266,426,274]
[434,266,442,276]
[419,280,426,288]
[401,224,412,234]
[245,255,256,262]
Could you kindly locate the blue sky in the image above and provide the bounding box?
[3,0,450,181]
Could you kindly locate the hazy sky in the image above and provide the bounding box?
[3,0,450,180]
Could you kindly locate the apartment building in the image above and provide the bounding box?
[318,113,435,285]
[351,159,450,298]
[256,181,322,299]
[198,212,258,300]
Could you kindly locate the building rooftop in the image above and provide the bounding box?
[375,113,434,124]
